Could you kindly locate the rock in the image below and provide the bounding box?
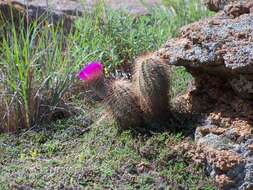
[158,0,253,188]
[196,133,235,150]
[204,0,253,14]
[204,0,235,12]
[194,119,253,189]
[174,142,246,190]
[224,0,253,18]
[158,4,253,104]
[0,0,162,30]
[215,175,234,190]
[0,0,76,32]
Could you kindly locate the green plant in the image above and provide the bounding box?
[71,0,212,73]
[0,15,76,131]
[171,67,193,97]
[44,141,60,156]
[163,0,213,24]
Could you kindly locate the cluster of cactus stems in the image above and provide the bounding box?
[79,54,171,129]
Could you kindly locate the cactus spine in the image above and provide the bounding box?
[91,76,107,99]
[83,53,171,129]
[106,80,143,129]
[133,53,171,122]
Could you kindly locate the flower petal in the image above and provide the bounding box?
[79,61,103,81]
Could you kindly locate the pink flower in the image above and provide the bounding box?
[78,61,103,82]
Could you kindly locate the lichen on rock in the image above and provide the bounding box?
[204,0,253,16]
[157,0,253,188]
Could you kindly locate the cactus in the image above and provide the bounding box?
[78,61,108,99]
[78,56,171,130]
[90,76,108,99]
[132,53,171,122]
[105,79,143,129]
[78,62,143,129]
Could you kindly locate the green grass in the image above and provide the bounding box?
[0,118,216,189]
[71,0,212,70]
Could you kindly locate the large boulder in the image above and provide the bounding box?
[158,1,253,189]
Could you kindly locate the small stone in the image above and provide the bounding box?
[197,133,234,150]
[215,174,234,189]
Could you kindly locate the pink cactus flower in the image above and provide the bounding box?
[78,61,103,83]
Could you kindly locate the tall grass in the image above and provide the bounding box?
[0,17,76,131]
[0,0,212,131]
